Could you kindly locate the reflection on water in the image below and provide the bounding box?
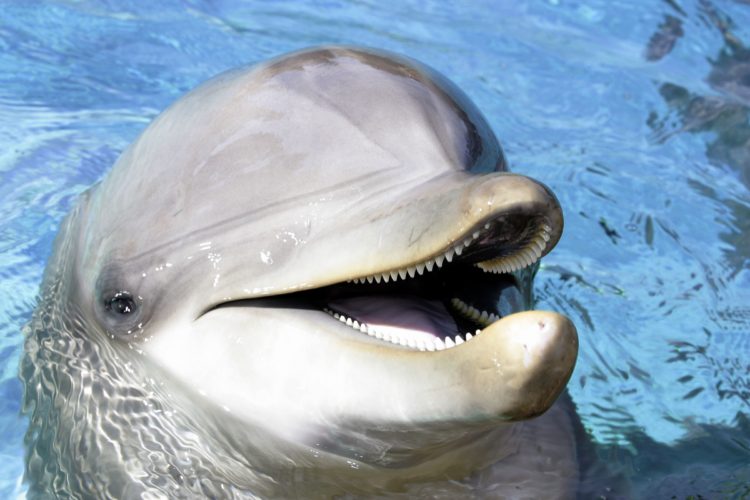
[1,0,749,497]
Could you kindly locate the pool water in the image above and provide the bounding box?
[1,0,749,497]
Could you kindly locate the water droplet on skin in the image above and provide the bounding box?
[260,250,273,265]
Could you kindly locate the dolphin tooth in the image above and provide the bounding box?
[366,276,374,284]
[479,311,489,323]
[454,245,463,256]
[426,342,436,352]
[374,275,382,284]
[473,230,481,239]
[417,340,426,351]
[463,238,472,247]
[518,253,530,268]
[435,255,445,268]
[475,329,482,335]
[526,251,537,266]
[426,259,435,272]
[415,263,425,275]
[508,255,523,272]
[507,256,520,272]
[399,337,408,346]
[434,338,446,351]
[485,222,491,229]
[407,338,416,348]
[444,337,455,348]
[346,318,353,326]
[534,239,547,254]
[445,249,455,263]
[406,266,416,278]
[541,230,551,242]
[454,335,464,345]
[457,299,469,313]
[352,321,360,329]
[465,332,473,341]
[360,324,368,333]
[398,269,407,280]
[334,313,340,319]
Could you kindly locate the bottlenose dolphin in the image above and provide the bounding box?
[22,46,579,498]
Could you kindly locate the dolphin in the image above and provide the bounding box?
[21,46,579,498]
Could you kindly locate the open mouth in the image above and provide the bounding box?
[326,215,553,351]
[223,211,557,353]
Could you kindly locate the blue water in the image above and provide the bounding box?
[1,0,749,497]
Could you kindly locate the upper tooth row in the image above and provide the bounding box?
[324,308,481,351]
[449,298,500,326]
[349,223,491,285]
[475,224,551,274]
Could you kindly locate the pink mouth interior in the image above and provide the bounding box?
[328,294,459,343]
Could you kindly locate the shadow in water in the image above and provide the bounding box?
[647,0,750,274]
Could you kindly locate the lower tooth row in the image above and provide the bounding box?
[475,224,551,274]
[450,298,500,326]
[323,308,481,351]
[349,223,492,285]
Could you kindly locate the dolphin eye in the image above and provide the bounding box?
[105,291,137,317]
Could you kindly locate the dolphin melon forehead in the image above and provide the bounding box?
[92,47,504,250]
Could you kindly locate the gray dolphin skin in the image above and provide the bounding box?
[21,46,579,498]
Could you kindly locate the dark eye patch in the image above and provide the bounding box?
[95,262,147,338]
[105,291,137,316]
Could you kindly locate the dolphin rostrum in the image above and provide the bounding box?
[22,46,579,498]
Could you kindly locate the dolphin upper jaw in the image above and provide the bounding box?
[185,170,565,312]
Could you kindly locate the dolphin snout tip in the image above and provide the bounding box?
[477,310,578,421]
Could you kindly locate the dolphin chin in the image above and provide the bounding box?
[22,46,579,497]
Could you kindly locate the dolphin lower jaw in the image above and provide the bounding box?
[144,171,576,447]
[146,303,576,470]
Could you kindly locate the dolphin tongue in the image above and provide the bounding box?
[328,294,459,343]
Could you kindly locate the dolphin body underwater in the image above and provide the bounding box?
[21,47,581,498]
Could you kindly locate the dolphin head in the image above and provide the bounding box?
[26,46,577,493]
